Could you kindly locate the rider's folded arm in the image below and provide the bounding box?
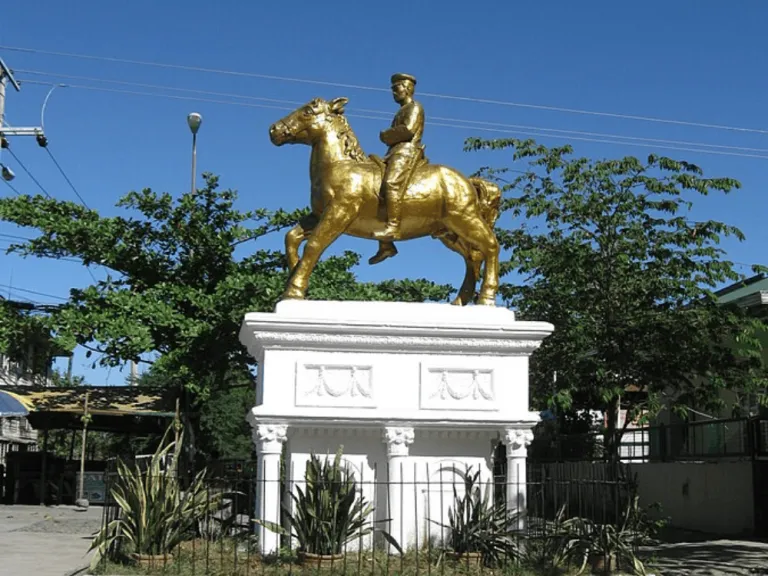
[381,125,414,145]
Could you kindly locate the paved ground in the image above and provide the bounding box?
[641,540,768,575]
[0,504,102,576]
[640,529,768,575]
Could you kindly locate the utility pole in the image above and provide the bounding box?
[130,359,138,385]
[0,57,46,147]
[0,57,20,129]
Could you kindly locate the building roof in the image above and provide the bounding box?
[0,385,177,432]
[716,274,768,307]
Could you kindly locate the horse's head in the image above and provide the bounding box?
[269,97,349,146]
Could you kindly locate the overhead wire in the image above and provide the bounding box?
[43,147,90,209]
[17,70,768,156]
[3,146,52,198]
[1,177,22,196]
[4,44,768,135]
[0,232,32,241]
[0,234,86,265]
[0,282,67,301]
[18,79,768,161]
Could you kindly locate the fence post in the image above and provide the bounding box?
[252,424,287,555]
[503,427,534,531]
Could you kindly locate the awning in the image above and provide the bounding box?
[0,389,29,417]
[0,385,177,433]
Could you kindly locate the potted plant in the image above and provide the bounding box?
[89,424,218,570]
[430,467,518,567]
[257,448,400,566]
[560,510,647,575]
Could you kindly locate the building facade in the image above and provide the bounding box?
[0,353,39,469]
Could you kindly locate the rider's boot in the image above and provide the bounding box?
[369,241,398,265]
[372,192,402,241]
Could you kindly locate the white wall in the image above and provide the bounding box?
[630,460,755,536]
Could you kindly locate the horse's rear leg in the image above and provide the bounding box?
[444,215,499,306]
[285,213,319,271]
[283,204,357,300]
[439,235,480,306]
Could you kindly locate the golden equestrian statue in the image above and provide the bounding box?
[269,73,502,306]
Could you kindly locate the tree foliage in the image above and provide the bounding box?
[0,299,63,378]
[467,138,768,451]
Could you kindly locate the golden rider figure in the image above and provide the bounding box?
[372,73,425,244]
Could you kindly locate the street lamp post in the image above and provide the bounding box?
[187,112,202,194]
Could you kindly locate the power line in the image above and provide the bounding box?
[21,78,294,112]
[18,79,768,161]
[18,70,768,156]
[43,146,90,208]
[0,282,67,301]
[3,146,52,198]
[0,232,32,240]
[4,44,768,135]
[1,177,21,196]
[0,236,85,264]
[17,69,307,107]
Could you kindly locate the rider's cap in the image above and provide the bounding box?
[391,73,417,85]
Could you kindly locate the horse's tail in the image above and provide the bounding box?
[469,178,502,229]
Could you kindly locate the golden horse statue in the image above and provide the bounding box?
[269,97,502,305]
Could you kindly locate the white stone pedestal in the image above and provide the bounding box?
[240,300,553,554]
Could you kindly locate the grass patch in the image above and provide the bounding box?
[93,542,567,576]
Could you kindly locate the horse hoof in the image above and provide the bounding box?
[451,297,463,306]
[281,287,305,300]
[476,295,496,306]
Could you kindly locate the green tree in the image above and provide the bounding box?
[0,298,63,379]
[0,173,453,460]
[467,138,768,457]
[131,365,255,461]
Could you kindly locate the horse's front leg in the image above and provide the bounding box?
[283,203,357,300]
[285,213,319,271]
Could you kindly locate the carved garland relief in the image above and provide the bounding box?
[420,365,497,411]
[296,363,376,408]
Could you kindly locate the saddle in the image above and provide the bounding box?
[368,151,429,176]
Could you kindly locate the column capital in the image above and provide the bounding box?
[503,427,534,458]
[382,426,414,457]
[252,423,288,455]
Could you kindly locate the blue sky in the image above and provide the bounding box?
[1,1,767,384]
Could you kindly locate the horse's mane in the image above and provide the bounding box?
[330,113,367,162]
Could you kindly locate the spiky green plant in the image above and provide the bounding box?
[257,448,397,556]
[431,467,519,566]
[89,424,219,567]
[558,499,648,576]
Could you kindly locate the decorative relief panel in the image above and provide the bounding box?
[295,363,376,408]
[419,364,497,411]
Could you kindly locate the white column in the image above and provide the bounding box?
[382,426,414,553]
[253,423,287,555]
[503,428,533,531]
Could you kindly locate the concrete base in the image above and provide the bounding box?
[241,300,554,553]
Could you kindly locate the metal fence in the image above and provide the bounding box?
[94,458,644,575]
[532,417,768,463]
